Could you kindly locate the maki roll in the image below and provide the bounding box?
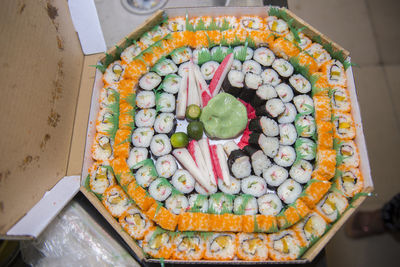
[275,83,294,103]
[131,127,154,148]
[267,230,301,261]
[274,145,296,167]
[293,212,327,247]
[249,132,279,158]
[204,233,237,260]
[277,179,302,204]
[236,233,269,261]
[171,47,192,65]
[258,193,283,216]
[305,43,331,67]
[263,164,289,187]
[201,61,220,80]
[136,90,156,109]
[222,70,244,97]
[127,147,148,169]
[166,194,189,215]
[241,176,267,197]
[120,43,142,64]
[156,92,175,113]
[135,108,157,127]
[208,193,234,214]
[119,206,153,240]
[249,117,278,136]
[279,123,297,145]
[102,185,130,218]
[251,84,277,107]
[143,227,173,259]
[272,58,294,77]
[99,86,118,109]
[227,146,252,179]
[277,103,297,124]
[233,194,258,215]
[295,114,316,138]
[155,154,177,179]
[92,134,113,161]
[239,15,264,30]
[335,167,364,198]
[95,109,117,134]
[256,98,285,117]
[289,160,313,184]
[153,58,178,76]
[289,74,311,94]
[331,86,351,112]
[149,178,172,201]
[266,16,289,36]
[234,46,254,61]
[261,69,281,86]
[218,177,241,195]
[239,73,263,102]
[192,47,211,65]
[161,74,182,94]
[187,193,209,213]
[153,113,177,136]
[171,170,196,194]
[172,232,205,260]
[293,94,314,115]
[336,140,360,168]
[231,59,242,70]
[244,146,272,176]
[295,138,316,161]
[103,61,125,85]
[315,191,348,223]
[136,163,158,188]
[89,163,116,195]
[253,47,275,67]
[321,59,347,88]
[242,60,262,74]
[333,112,356,139]
[150,134,172,157]
[139,72,162,90]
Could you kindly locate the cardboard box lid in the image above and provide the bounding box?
[0,0,85,235]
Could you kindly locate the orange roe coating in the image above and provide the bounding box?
[127,181,156,211]
[145,202,179,231]
[313,149,336,180]
[178,212,210,232]
[209,214,243,232]
[270,37,300,60]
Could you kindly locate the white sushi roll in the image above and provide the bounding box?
[231,59,242,70]
[279,123,297,145]
[201,61,220,80]
[205,233,236,260]
[272,58,294,77]
[233,195,258,215]
[92,135,114,161]
[171,169,195,194]
[188,193,209,213]
[171,47,192,65]
[265,98,285,118]
[293,94,314,115]
[208,193,234,214]
[218,177,241,195]
[156,92,175,113]
[135,108,157,128]
[275,83,294,103]
[192,47,210,65]
[242,60,262,75]
[263,164,288,187]
[266,16,289,35]
[253,47,275,67]
[223,141,240,156]
[295,114,316,138]
[261,69,281,86]
[155,154,177,179]
[262,117,279,137]
[277,179,302,204]
[131,127,154,148]
[295,138,316,161]
[162,74,182,94]
[250,150,272,177]
[241,176,267,197]
[127,147,148,169]
[153,58,178,76]
[289,74,311,94]
[278,103,297,124]
[148,178,172,201]
[290,159,312,184]
[165,194,189,215]
[103,61,125,85]
[89,164,116,194]
[274,145,296,167]
[258,193,283,216]
[136,90,156,109]
[259,136,279,158]
[150,134,172,157]
[234,46,253,61]
[240,15,263,30]
[102,185,130,217]
[154,113,176,136]
[136,164,158,188]
[139,72,162,90]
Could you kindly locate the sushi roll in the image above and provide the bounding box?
[284,32,312,50]
[233,194,258,215]
[95,108,116,135]
[253,47,275,67]
[293,212,327,246]
[171,170,196,194]
[289,74,311,94]
[208,193,234,214]
[102,185,131,218]
[103,61,125,85]
[153,58,178,76]
[336,140,360,168]
[231,59,242,70]
[161,74,182,94]
[192,47,211,65]
[143,227,173,259]
[335,167,364,198]
[172,232,205,260]
[119,206,153,240]
[222,69,244,97]
[263,164,289,187]
[242,60,262,74]
[89,163,116,195]
[275,83,294,103]
[150,134,172,157]
[218,177,241,195]
[241,176,267,197]
[215,15,239,29]
[277,103,297,124]
[153,113,177,136]
[239,15,264,30]
[274,145,296,167]
[322,59,347,88]
[252,117,279,137]
[166,194,189,215]
[139,26,169,46]
[256,98,285,118]
[211,46,229,61]
[139,72,162,90]
[279,123,297,146]
[127,147,148,169]
[178,61,191,77]
[201,61,220,80]
[228,148,252,179]
[236,233,269,261]
[272,58,294,78]
[136,163,158,188]
[295,114,316,138]
[267,230,301,261]
[305,43,331,67]
[333,112,356,139]
[277,179,302,204]
[188,193,209,213]
[293,94,314,115]
[261,69,281,86]
[244,147,272,176]
[239,73,263,102]
[298,179,331,209]
[149,178,172,201]
[135,108,157,127]
[99,86,118,109]
[92,134,114,161]
[204,233,237,260]
[120,43,142,64]
[258,193,283,216]
[253,84,278,107]
[331,86,351,112]
[295,138,316,161]
[316,191,348,223]
[265,16,289,36]
[136,90,156,109]
[290,160,313,184]
[155,154,177,179]
[249,132,279,158]
[234,46,254,61]
[171,47,192,65]
[156,92,175,113]
[131,127,154,148]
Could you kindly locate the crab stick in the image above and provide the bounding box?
[176,72,188,119]
[209,53,234,97]
[198,138,217,185]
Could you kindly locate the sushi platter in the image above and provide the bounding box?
[81,6,373,264]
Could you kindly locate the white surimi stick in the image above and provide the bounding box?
[187,62,201,107]
[176,72,188,119]
[198,138,217,185]
[216,144,231,186]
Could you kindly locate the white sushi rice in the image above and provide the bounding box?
[136,165,157,188]
[241,176,267,197]
[139,72,162,90]
[131,127,154,148]
[263,164,288,187]
[259,135,279,158]
[279,123,297,145]
[136,90,156,109]
[172,170,195,194]
[233,195,258,215]
[277,179,302,204]
[257,193,283,216]
[289,74,311,94]
[290,159,313,184]
[218,177,241,195]
[155,154,177,179]
[275,83,294,103]
[278,103,297,124]
[135,109,157,128]
[150,134,172,157]
[127,147,148,169]
[188,193,209,213]
[254,47,275,67]
[165,194,188,215]
[273,145,296,167]
[261,69,281,86]
[148,178,172,201]
[293,94,314,115]
[272,58,294,77]
[156,92,175,113]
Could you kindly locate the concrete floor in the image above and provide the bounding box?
[94,0,400,266]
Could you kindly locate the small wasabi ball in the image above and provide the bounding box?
[200,93,247,139]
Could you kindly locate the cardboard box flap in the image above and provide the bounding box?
[0,0,84,234]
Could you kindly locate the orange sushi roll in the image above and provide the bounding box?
[236,233,269,261]
[178,212,210,232]
[331,86,351,113]
[113,129,131,159]
[120,42,142,65]
[242,215,278,233]
[102,60,126,86]
[321,59,347,88]
[313,95,331,122]
[118,113,134,131]
[145,202,178,231]
[102,185,131,218]
[111,157,134,186]
[206,30,222,46]
[335,167,364,198]
[265,16,289,37]
[142,51,160,66]
[297,51,319,74]
[118,79,137,99]
[123,59,149,80]
[316,120,334,150]
[204,232,237,260]
[119,206,154,240]
[172,232,206,260]
[312,72,330,96]
[312,149,336,180]
[170,31,187,48]
[277,199,310,230]
[267,229,302,261]
[239,15,265,31]
[143,226,173,259]
[91,133,113,162]
[221,29,238,44]
[249,29,274,47]
[127,181,156,211]
[234,27,249,43]
[270,37,300,60]
[333,111,356,140]
[167,16,186,32]
[335,139,360,168]
[284,32,312,51]
[292,212,328,247]
[315,191,348,223]
[305,43,331,69]
[189,16,213,29]
[88,162,116,195]
[194,31,209,49]
[299,179,331,209]
[210,214,242,232]
[215,15,239,30]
